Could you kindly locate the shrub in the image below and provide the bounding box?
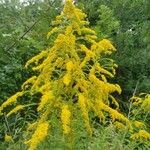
[0,0,149,149]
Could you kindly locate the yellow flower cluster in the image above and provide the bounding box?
[0,91,23,114]
[130,96,142,106]
[61,105,71,135]
[133,121,146,129]
[130,94,150,116]
[6,105,24,117]
[5,134,13,142]
[66,61,74,71]
[25,121,49,150]
[141,94,150,112]
[95,63,114,78]
[22,76,37,90]
[65,25,73,35]
[47,27,59,39]
[63,73,72,86]
[25,50,48,68]
[114,121,125,130]
[37,91,54,112]
[95,101,130,127]
[78,93,92,135]
[131,130,150,140]
[99,39,116,52]
[81,27,96,35]
[27,122,38,131]
[63,60,74,86]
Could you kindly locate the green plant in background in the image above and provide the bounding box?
[95,5,120,39]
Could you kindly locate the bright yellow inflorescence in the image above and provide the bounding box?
[133,121,146,129]
[0,91,24,115]
[61,105,71,135]
[37,91,54,112]
[114,121,126,130]
[141,94,150,112]
[130,94,150,113]
[0,0,149,148]
[131,130,150,140]
[25,121,49,150]
[78,93,92,135]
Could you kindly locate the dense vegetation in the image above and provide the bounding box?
[0,0,149,149]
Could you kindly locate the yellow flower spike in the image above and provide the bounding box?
[80,44,95,59]
[91,44,98,52]
[96,63,114,78]
[39,82,51,93]
[109,95,119,109]
[112,68,116,75]
[98,111,105,122]
[25,50,48,68]
[99,102,130,126]
[27,122,38,131]
[93,101,105,122]
[78,93,92,136]
[131,130,150,140]
[101,75,107,82]
[63,0,75,17]
[5,134,13,142]
[47,27,59,39]
[0,91,24,113]
[25,121,49,150]
[86,35,97,40]
[7,105,24,117]
[22,76,37,90]
[61,105,71,135]
[141,94,150,112]
[113,63,118,68]
[81,27,96,35]
[99,39,116,51]
[133,121,146,129]
[114,121,125,130]
[65,25,73,35]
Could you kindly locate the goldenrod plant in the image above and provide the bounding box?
[0,0,149,149]
[129,94,150,142]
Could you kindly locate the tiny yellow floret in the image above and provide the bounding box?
[5,134,13,142]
